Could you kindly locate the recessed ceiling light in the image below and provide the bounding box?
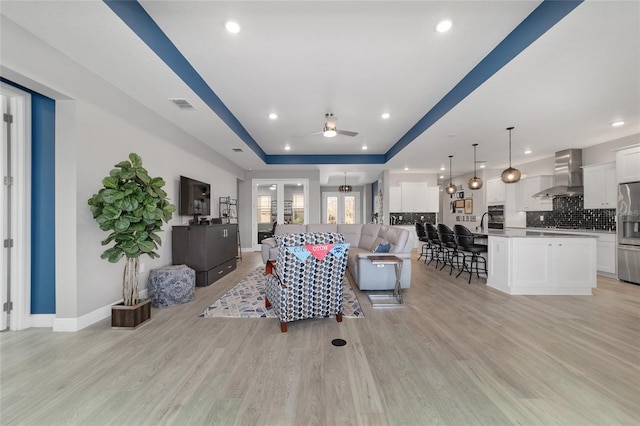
[439,175,445,179]
[611,120,624,127]
[440,166,445,171]
[479,164,486,169]
[436,20,452,33]
[524,149,532,154]
[381,113,390,119]
[284,145,291,151]
[225,21,240,34]
[404,167,409,171]
[269,113,278,119]
[362,145,368,150]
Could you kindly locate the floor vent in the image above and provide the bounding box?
[168,98,195,109]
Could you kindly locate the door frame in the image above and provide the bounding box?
[1,83,32,331]
[251,179,309,250]
[321,192,361,225]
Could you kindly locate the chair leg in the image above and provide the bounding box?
[280,322,287,333]
[265,296,271,308]
[336,312,343,322]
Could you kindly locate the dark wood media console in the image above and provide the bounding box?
[172,224,238,286]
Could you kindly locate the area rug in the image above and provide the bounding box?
[199,266,364,318]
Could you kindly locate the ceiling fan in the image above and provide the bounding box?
[309,113,359,138]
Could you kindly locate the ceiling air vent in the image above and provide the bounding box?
[168,98,195,109]
[232,148,244,153]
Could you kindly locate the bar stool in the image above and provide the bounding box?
[415,222,432,262]
[437,223,462,275]
[453,224,488,284]
[424,223,443,267]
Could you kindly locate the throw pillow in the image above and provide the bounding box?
[372,242,391,253]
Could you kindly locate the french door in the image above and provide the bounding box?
[322,192,360,225]
[252,179,309,249]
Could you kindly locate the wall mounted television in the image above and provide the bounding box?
[179,175,211,218]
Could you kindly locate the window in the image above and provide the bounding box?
[292,194,305,224]
[256,195,271,224]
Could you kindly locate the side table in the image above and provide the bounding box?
[367,255,404,307]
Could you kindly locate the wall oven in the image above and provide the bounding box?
[618,182,640,285]
[487,205,505,230]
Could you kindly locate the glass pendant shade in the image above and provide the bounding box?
[445,155,457,195]
[501,126,521,184]
[339,172,352,192]
[468,143,483,190]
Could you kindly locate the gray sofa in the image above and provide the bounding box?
[260,223,414,291]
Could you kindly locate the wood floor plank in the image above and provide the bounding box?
[1,250,639,425]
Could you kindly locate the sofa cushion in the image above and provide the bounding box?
[274,224,306,235]
[337,224,363,247]
[384,226,409,253]
[306,224,338,233]
[359,223,381,251]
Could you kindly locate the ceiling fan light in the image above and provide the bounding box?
[323,126,337,137]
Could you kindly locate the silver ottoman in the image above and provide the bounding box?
[148,264,195,308]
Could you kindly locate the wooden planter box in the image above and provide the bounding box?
[111,298,151,329]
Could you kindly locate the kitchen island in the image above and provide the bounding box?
[485,229,597,295]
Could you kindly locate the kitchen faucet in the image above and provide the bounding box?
[479,212,494,233]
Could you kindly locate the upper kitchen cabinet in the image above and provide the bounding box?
[389,186,402,212]
[400,182,438,212]
[617,145,640,183]
[486,177,506,204]
[515,176,554,212]
[583,162,617,209]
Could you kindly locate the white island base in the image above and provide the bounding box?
[487,234,597,295]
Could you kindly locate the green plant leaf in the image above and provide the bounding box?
[114,217,130,232]
[129,153,142,167]
[102,205,121,220]
[150,233,162,244]
[136,170,151,185]
[102,176,118,189]
[101,234,116,245]
[101,247,124,263]
[137,240,155,253]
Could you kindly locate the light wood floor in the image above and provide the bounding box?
[1,251,639,426]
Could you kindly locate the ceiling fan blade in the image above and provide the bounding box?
[336,129,359,137]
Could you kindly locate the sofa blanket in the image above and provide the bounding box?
[261,223,414,291]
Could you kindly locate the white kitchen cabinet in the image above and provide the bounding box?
[596,233,617,275]
[389,186,402,212]
[514,176,554,212]
[616,145,640,183]
[399,182,439,212]
[583,162,617,209]
[488,235,596,295]
[504,182,526,227]
[486,177,506,204]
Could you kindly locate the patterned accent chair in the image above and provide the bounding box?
[264,232,349,332]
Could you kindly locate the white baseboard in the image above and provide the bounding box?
[52,289,149,332]
[30,314,55,328]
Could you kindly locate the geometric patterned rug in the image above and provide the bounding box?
[198,266,364,318]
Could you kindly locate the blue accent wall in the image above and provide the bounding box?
[2,78,57,314]
[30,94,56,314]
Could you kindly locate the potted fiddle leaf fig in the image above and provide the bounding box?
[88,153,176,328]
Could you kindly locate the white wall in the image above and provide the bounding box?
[2,15,242,329]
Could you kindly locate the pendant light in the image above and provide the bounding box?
[445,155,457,195]
[501,126,521,183]
[339,172,352,192]
[468,143,483,190]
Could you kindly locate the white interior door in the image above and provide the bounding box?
[322,192,361,224]
[1,94,8,330]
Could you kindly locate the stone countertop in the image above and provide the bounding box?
[475,229,598,238]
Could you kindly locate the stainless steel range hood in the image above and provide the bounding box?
[533,149,583,198]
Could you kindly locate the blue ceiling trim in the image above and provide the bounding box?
[385,0,583,162]
[103,0,267,162]
[266,154,386,165]
[105,0,581,167]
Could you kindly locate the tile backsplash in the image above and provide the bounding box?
[526,195,616,231]
[390,212,437,226]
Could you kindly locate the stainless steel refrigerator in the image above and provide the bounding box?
[618,181,640,284]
